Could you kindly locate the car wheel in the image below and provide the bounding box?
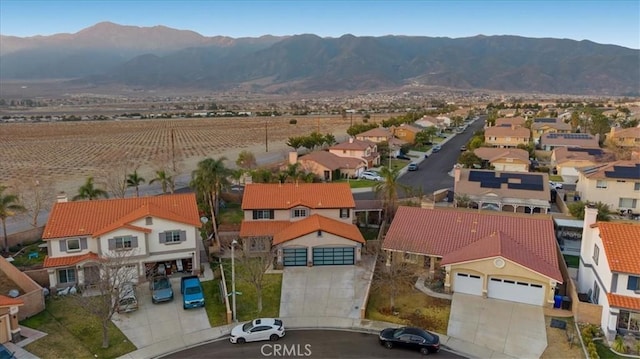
[237,338,246,344]
[420,347,430,355]
[270,334,280,341]
[384,341,393,349]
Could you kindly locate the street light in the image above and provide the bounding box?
[231,239,238,322]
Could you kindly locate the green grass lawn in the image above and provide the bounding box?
[335,178,378,189]
[20,296,136,359]
[9,241,46,267]
[563,255,580,268]
[549,175,564,182]
[596,340,626,359]
[359,227,380,241]
[202,276,230,327]
[218,203,243,225]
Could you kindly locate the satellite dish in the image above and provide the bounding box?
[8,289,19,298]
[200,216,209,224]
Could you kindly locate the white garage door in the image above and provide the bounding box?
[488,277,545,306]
[453,273,483,296]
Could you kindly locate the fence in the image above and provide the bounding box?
[6,227,44,249]
[359,221,386,319]
[0,257,45,320]
[555,244,602,324]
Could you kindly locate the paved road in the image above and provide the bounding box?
[163,330,467,359]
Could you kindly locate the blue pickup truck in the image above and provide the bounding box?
[180,275,205,309]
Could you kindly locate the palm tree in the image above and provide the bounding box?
[190,157,231,243]
[0,186,26,253]
[73,177,109,201]
[149,170,174,194]
[126,170,146,197]
[373,166,411,224]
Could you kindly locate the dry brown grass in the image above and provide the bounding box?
[540,316,584,359]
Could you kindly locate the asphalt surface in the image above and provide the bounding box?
[162,329,468,359]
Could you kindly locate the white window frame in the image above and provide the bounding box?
[67,238,81,253]
[254,210,272,220]
[596,180,607,189]
[165,230,181,243]
[619,198,638,209]
[58,268,76,284]
[115,236,133,250]
[291,208,308,219]
[340,208,350,218]
[634,183,640,191]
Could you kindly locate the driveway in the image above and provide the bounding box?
[111,277,211,348]
[279,255,375,319]
[447,293,546,359]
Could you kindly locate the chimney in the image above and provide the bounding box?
[348,137,354,144]
[454,166,461,183]
[288,151,298,165]
[584,204,598,227]
[56,192,68,203]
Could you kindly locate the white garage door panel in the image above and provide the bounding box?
[488,278,544,306]
[453,273,483,296]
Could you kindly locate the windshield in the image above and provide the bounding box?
[185,286,201,295]
[242,322,253,332]
[153,279,170,290]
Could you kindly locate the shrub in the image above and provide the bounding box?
[536,166,550,173]
[289,119,297,125]
[612,336,626,353]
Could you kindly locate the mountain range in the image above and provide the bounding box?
[1,21,638,96]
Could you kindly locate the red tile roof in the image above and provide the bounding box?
[473,147,530,163]
[272,214,364,245]
[43,194,201,240]
[0,295,24,307]
[43,252,100,268]
[383,207,562,281]
[242,183,355,210]
[607,293,640,311]
[240,221,293,237]
[598,222,640,275]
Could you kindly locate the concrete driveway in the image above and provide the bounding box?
[280,256,375,319]
[111,277,211,349]
[447,293,547,359]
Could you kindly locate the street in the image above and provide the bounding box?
[162,330,468,359]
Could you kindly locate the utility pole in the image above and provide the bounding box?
[265,118,269,152]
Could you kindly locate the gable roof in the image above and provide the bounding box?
[395,124,422,134]
[299,151,365,171]
[606,293,640,311]
[496,117,526,127]
[43,252,100,268]
[540,132,600,148]
[330,138,375,151]
[272,214,365,245]
[552,147,608,164]
[473,147,530,163]
[242,183,355,210]
[0,295,24,307]
[356,127,392,138]
[43,193,201,240]
[608,126,640,140]
[597,222,640,275]
[383,207,561,281]
[577,161,640,180]
[531,118,571,131]
[485,125,531,138]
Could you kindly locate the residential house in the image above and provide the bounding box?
[393,123,422,144]
[473,147,531,172]
[0,256,45,322]
[577,206,640,341]
[575,161,640,215]
[531,118,572,142]
[454,168,551,214]
[495,116,526,128]
[484,125,531,148]
[382,206,562,307]
[539,133,600,151]
[607,126,640,148]
[415,115,448,130]
[550,147,612,184]
[498,109,518,117]
[355,127,393,143]
[292,151,366,181]
[328,138,380,168]
[42,193,202,289]
[0,295,23,344]
[239,183,365,267]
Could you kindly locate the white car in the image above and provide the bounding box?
[359,170,382,181]
[230,318,285,344]
[549,181,563,189]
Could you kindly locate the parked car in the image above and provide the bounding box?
[180,275,205,309]
[117,282,139,314]
[230,318,285,344]
[359,170,382,181]
[460,145,467,151]
[432,145,441,153]
[407,163,419,171]
[549,181,563,189]
[396,154,411,160]
[150,275,174,304]
[379,327,440,355]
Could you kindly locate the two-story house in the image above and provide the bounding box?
[484,125,531,148]
[42,193,202,289]
[575,161,640,215]
[577,206,640,341]
[328,138,380,168]
[239,183,365,267]
[495,116,526,128]
[607,126,640,148]
[531,117,572,142]
[355,127,394,143]
[550,147,612,184]
[392,123,422,144]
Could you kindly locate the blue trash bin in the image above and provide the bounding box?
[554,295,563,308]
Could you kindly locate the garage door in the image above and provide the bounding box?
[488,277,545,306]
[312,247,355,265]
[453,273,483,295]
[283,248,308,266]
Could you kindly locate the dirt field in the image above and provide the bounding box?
[0,115,357,195]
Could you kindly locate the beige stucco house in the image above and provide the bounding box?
[292,151,366,181]
[531,117,571,142]
[355,127,393,143]
[495,116,526,128]
[328,138,380,168]
[382,206,562,307]
[607,126,640,148]
[575,161,640,215]
[484,125,531,148]
[473,147,530,172]
[550,147,612,184]
[539,132,600,151]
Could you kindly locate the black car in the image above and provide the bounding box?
[379,327,440,355]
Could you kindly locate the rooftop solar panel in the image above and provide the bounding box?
[567,148,603,156]
[535,118,557,123]
[605,164,640,179]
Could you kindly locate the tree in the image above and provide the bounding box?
[370,246,422,311]
[373,166,411,224]
[0,186,26,253]
[191,157,231,243]
[72,249,139,348]
[126,170,146,197]
[570,111,580,131]
[236,246,276,313]
[73,177,109,201]
[286,136,304,152]
[346,122,379,137]
[236,150,257,170]
[415,127,437,144]
[468,136,484,150]
[458,151,483,169]
[454,193,472,208]
[589,112,611,143]
[97,149,136,199]
[149,170,174,194]
[568,201,612,221]
[10,170,55,228]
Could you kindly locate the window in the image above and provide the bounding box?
[253,210,274,220]
[145,217,153,225]
[291,208,308,218]
[249,237,267,252]
[115,236,133,249]
[340,208,350,219]
[617,310,640,332]
[165,231,181,243]
[628,276,640,292]
[592,281,600,304]
[635,183,640,191]
[58,268,76,284]
[317,230,322,237]
[619,198,638,209]
[593,244,599,265]
[67,238,81,252]
[596,180,607,189]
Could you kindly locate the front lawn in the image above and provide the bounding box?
[563,255,580,268]
[596,341,626,359]
[21,296,136,358]
[366,278,451,334]
[335,179,378,189]
[202,267,230,327]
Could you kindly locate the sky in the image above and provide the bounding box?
[1,0,639,49]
